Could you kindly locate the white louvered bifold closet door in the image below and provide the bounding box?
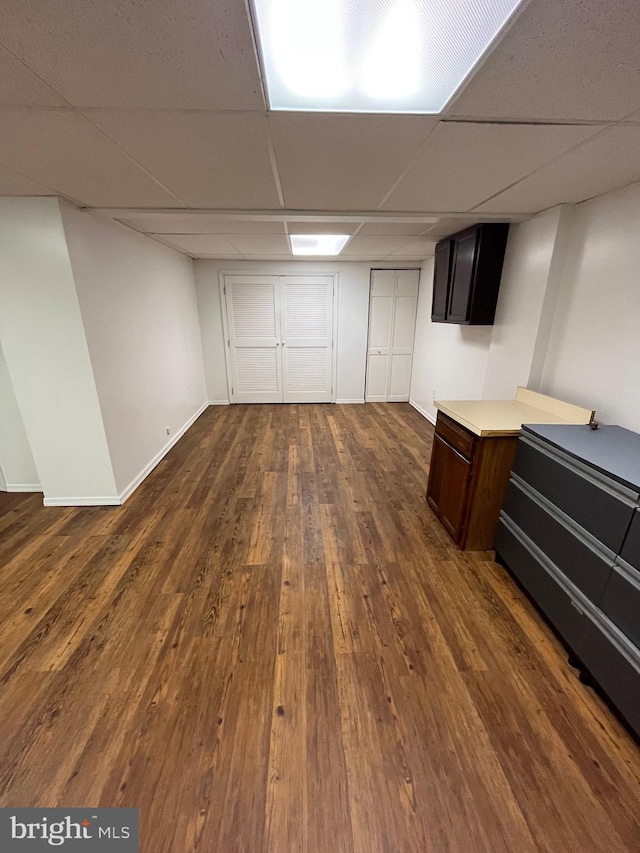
[365,269,419,402]
[281,275,334,403]
[223,274,335,404]
[224,276,283,403]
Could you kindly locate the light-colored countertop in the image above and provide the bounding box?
[435,388,594,438]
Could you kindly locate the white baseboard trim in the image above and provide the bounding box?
[336,398,365,404]
[118,401,209,504]
[44,495,121,507]
[209,399,230,405]
[40,403,210,508]
[5,483,42,493]
[409,399,436,425]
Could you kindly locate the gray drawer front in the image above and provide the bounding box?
[513,437,636,553]
[496,519,640,739]
[575,614,640,739]
[502,480,614,604]
[494,520,585,651]
[620,509,640,572]
[600,560,640,648]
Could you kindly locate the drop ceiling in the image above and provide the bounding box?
[1,0,640,260]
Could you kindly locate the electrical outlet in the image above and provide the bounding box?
[166,427,171,435]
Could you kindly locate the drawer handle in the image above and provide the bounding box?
[570,599,584,615]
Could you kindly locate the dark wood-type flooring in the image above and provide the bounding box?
[0,404,638,852]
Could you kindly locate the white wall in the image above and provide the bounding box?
[410,257,492,422]
[61,205,208,496]
[482,207,570,398]
[194,260,420,404]
[0,198,118,504]
[0,340,40,491]
[539,182,640,431]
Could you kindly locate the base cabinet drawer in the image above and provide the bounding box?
[435,412,476,459]
[513,437,635,553]
[496,518,640,738]
[574,613,640,738]
[502,480,614,604]
[494,519,587,652]
[600,560,640,648]
[620,509,640,572]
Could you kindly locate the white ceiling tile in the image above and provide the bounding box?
[0,164,57,196]
[154,234,242,255]
[287,221,362,235]
[0,46,66,106]
[341,236,408,256]
[381,122,599,212]
[0,110,181,206]
[344,257,388,261]
[0,0,264,110]
[269,114,438,210]
[192,255,250,260]
[119,214,287,235]
[475,126,640,214]
[389,239,437,257]
[390,254,433,261]
[85,111,281,209]
[243,255,296,261]
[425,217,485,237]
[357,222,431,237]
[447,0,640,121]
[225,235,290,255]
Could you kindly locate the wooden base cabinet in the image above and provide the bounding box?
[426,412,518,550]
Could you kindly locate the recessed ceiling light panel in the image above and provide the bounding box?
[251,0,526,113]
[290,234,350,255]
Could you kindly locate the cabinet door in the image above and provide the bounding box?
[447,230,479,323]
[427,434,472,543]
[431,240,453,321]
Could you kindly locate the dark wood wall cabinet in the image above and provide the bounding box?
[495,424,640,738]
[426,412,518,551]
[431,223,510,325]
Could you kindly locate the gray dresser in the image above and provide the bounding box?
[495,423,640,738]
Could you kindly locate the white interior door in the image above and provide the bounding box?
[388,269,419,402]
[281,275,334,403]
[224,276,283,403]
[365,269,419,402]
[223,274,335,404]
[365,270,395,402]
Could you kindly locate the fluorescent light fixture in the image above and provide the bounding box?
[290,234,350,255]
[251,0,526,113]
